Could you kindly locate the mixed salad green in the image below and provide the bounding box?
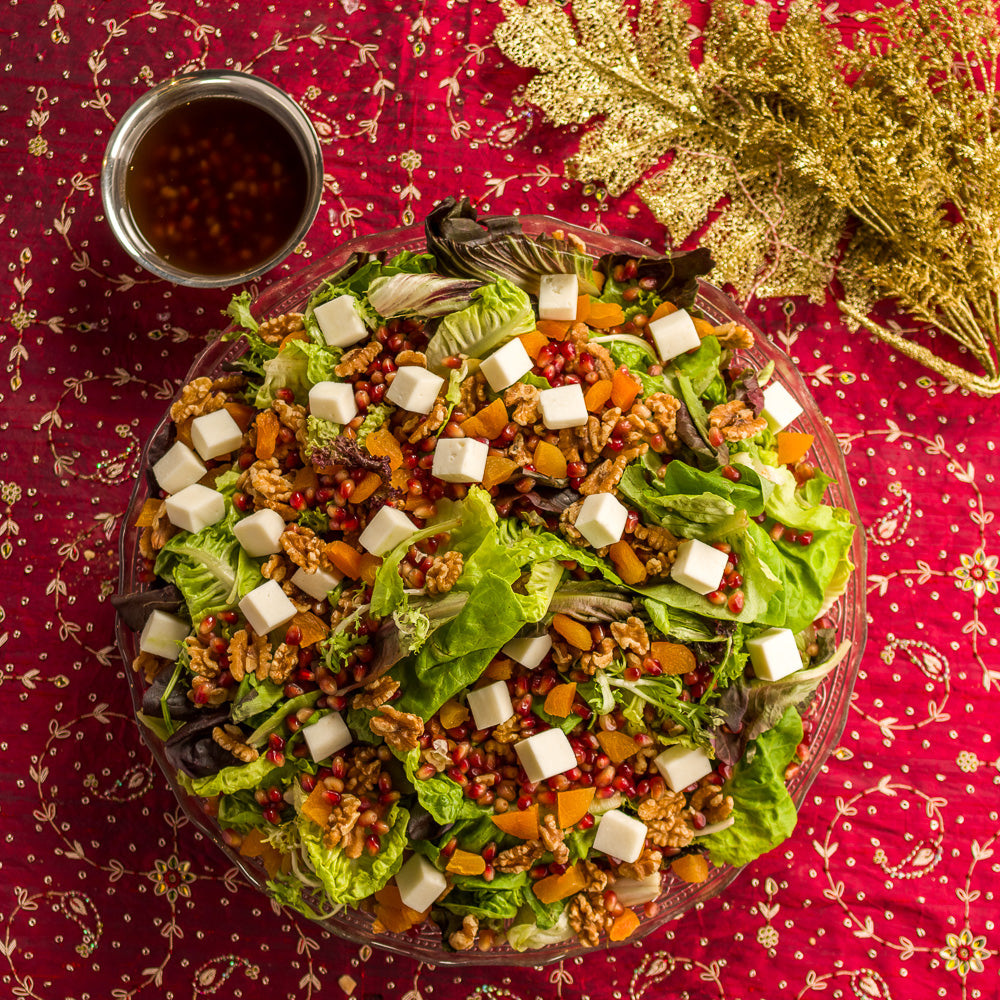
[118,198,855,953]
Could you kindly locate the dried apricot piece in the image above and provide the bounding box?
[776,431,814,466]
[533,863,586,904]
[224,402,256,432]
[543,681,577,718]
[670,853,709,883]
[587,301,625,329]
[135,498,163,528]
[556,787,596,828]
[290,610,329,647]
[482,455,518,489]
[649,641,696,676]
[350,471,383,504]
[611,367,642,410]
[325,540,363,579]
[649,301,678,322]
[692,317,716,338]
[300,784,334,828]
[596,730,639,765]
[439,700,470,729]
[446,849,487,876]
[255,410,280,461]
[536,319,571,341]
[552,613,593,651]
[608,540,647,585]
[491,804,539,841]
[533,440,568,479]
[518,330,549,360]
[584,379,614,413]
[365,427,404,470]
[609,907,641,941]
[575,295,592,323]
[461,398,508,440]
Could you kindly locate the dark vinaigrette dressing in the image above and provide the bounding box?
[125,97,309,276]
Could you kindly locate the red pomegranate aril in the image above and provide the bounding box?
[706,589,726,606]
[517,794,534,811]
[798,531,814,546]
[728,590,745,614]
[233,492,252,512]
[595,765,616,788]
[769,522,786,541]
[268,733,286,751]
[300,774,316,793]
[441,837,458,858]
[481,864,495,882]
[289,491,306,511]
[266,748,285,766]
[721,464,742,482]
[284,624,303,646]
[276,387,295,403]
[606,437,625,453]
[623,665,642,682]
[578,813,595,830]
[263,806,283,825]
[365,835,381,856]
[416,763,437,780]
[708,426,725,448]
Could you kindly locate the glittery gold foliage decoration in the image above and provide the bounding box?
[496,0,1000,394]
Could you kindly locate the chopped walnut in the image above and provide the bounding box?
[707,321,754,349]
[395,350,427,368]
[495,840,546,874]
[170,377,227,423]
[273,399,308,451]
[489,714,523,744]
[579,636,618,675]
[708,399,768,442]
[632,522,679,554]
[268,642,298,684]
[578,459,617,496]
[578,859,609,893]
[637,785,696,850]
[189,675,228,708]
[425,551,464,595]
[369,705,424,752]
[506,431,534,468]
[566,322,615,379]
[611,617,650,656]
[325,793,362,852]
[550,638,578,671]
[335,340,382,378]
[352,675,400,711]
[257,312,304,345]
[241,459,297,519]
[583,407,622,463]
[689,778,735,824]
[539,814,570,864]
[139,500,175,558]
[616,845,663,881]
[132,651,167,683]
[228,629,250,682]
[251,634,272,679]
[556,427,582,465]
[567,890,612,948]
[457,371,489,415]
[212,724,259,762]
[449,914,479,951]
[186,637,221,678]
[403,397,449,444]
[504,383,540,426]
[280,525,324,572]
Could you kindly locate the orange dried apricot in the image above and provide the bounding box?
[608,540,647,585]
[670,853,710,883]
[552,613,593,651]
[776,431,814,466]
[596,730,640,765]
[543,681,577,718]
[491,804,539,841]
[533,863,587,904]
[649,641,697,676]
[533,440,568,479]
[584,379,614,413]
[556,787,595,828]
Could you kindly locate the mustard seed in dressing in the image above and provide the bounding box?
[125,97,310,277]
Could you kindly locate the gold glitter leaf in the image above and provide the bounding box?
[496,0,1000,394]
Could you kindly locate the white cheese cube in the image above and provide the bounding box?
[670,538,729,596]
[313,294,368,348]
[514,728,578,784]
[480,338,533,392]
[612,873,662,906]
[538,383,588,430]
[575,492,628,549]
[291,565,343,602]
[190,408,244,460]
[308,380,357,425]
[466,680,514,731]
[384,365,445,415]
[746,626,802,682]
[238,579,297,636]
[592,808,648,864]
[233,508,286,557]
[761,382,804,432]
[358,505,417,557]
[152,441,207,495]
[502,634,553,670]
[653,745,713,793]
[302,711,352,762]
[648,309,701,363]
[139,610,189,660]
[431,437,488,484]
[395,854,447,914]
[537,273,579,321]
[164,483,226,534]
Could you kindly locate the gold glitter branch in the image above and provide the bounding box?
[495,0,1000,394]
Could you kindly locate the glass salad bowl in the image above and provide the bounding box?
[115,215,868,965]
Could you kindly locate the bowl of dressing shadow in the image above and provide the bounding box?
[101,70,324,288]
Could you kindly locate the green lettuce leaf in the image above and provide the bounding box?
[356,403,392,446]
[189,755,277,796]
[305,415,342,457]
[255,339,341,409]
[702,706,803,868]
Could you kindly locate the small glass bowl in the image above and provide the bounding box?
[101,70,324,288]
[116,216,867,965]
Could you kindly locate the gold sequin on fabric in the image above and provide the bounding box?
[496,0,1000,395]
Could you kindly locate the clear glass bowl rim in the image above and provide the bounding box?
[116,214,868,966]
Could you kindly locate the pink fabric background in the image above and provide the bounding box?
[1,3,997,998]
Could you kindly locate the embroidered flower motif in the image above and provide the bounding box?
[941,928,988,975]
[10,308,35,332]
[954,549,999,598]
[957,751,979,773]
[756,925,779,948]
[149,856,195,903]
[1,481,23,504]
[28,135,49,157]
[305,85,322,100]
[399,149,422,172]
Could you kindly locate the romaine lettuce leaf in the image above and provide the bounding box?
[255,339,341,409]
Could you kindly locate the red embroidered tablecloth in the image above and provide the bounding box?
[1,3,997,999]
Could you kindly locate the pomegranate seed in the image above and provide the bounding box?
[284,624,303,646]
[233,492,252,512]
[708,426,725,448]
[770,522,786,541]
[300,774,316,793]
[706,590,727,606]
[266,748,285,766]
[289,491,306,511]
[728,590,745,614]
[721,464,741,481]
[268,733,285,751]
[276,388,295,403]
[578,813,595,830]
[263,806,283,824]
[482,864,495,882]
[441,837,458,858]
[798,531,814,546]
[482,842,497,862]
[517,795,534,811]
[623,665,642,682]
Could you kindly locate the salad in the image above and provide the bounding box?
[117,199,856,954]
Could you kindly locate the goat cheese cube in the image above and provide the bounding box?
[538,383,588,430]
[358,505,417,557]
[189,408,244,461]
[466,680,514,731]
[653,745,713,793]
[139,610,189,660]
[537,273,579,321]
[480,338,533,392]
[746,626,802,682]
[152,441,207,495]
[395,854,447,914]
[593,808,648,864]
[611,873,662,906]
[648,308,701,363]
[670,538,729,596]
[164,483,226,534]
[431,437,488,483]
[302,711,352,762]
[233,508,286,557]
[514,728,577,784]
[238,579,297,636]
[761,382,804,432]
[502,634,553,670]
[291,565,343,602]
[385,365,445,415]
[308,380,357,425]
[313,294,368,348]
[575,492,628,549]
